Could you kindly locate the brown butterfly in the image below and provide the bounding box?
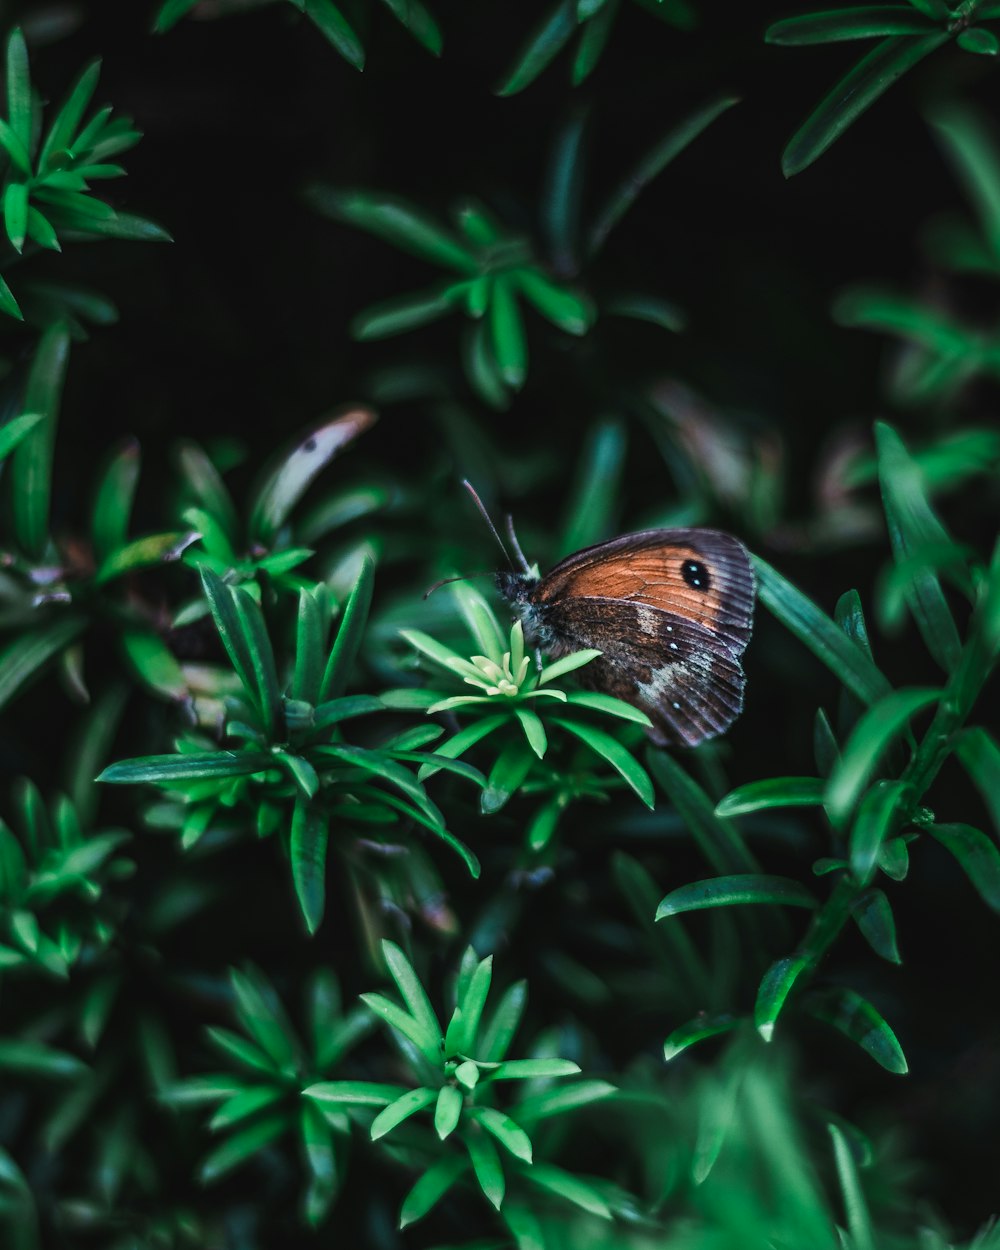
[494,527,755,748]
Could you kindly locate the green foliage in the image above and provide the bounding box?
[310,96,735,408]
[765,1,1000,175]
[161,965,374,1223]
[99,561,483,932]
[154,0,442,66]
[1,5,998,1249]
[0,28,165,321]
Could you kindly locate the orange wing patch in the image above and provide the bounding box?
[537,545,727,633]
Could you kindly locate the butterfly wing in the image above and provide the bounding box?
[530,529,755,747]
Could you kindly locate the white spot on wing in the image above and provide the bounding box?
[635,606,660,637]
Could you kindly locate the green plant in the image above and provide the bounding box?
[1,5,999,1248]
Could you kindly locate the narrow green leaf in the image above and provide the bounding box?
[851,888,901,963]
[175,440,240,544]
[417,715,506,781]
[490,277,527,389]
[559,418,626,555]
[715,776,825,817]
[0,410,43,460]
[153,0,201,33]
[0,616,85,713]
[478,980,527,1063]
[435,1084,463,1139]
[957,27,999,55]
[482,740,536,814]
[399,1156,466,1229]
[563,690,651,725]
[453,956,493,1054]
[806,987,908,1074]
[572,0,620,83]
[657,874,818,920]
[370,1087,436,1140]
[381,0,443,55]
[319,556,374,701]
[766,7,934,44]
[199,1115,287,1184]
[877,835,911,880]
[542,110,585,272]
[605,291,686,331]
[199,567,258,703]
[929,102,1000,261]
[303,1080,406,1107]
[663,1013,740,1061]
[62,209,171,242]
[25,205,60,251]
[647,750,757,872]
[538,648,602,684]
[97,751,275,785]
[465,315,509,408]
[514,707,547,758]
[208,1086,285,1131]
[781,33,949,178]
[309,187,478,273]
[304,0,366,68]
[588,96,738,255]
[875,422,963,672]
[955,727,1000,835]
[511,268,593,335]
[495,0,577,96]
[361,992,441,1063]
[120,629,187,700]
[553,718,653,807]
[523,1162,612,1219]
[466,1127,505,1209]
[0,1040,88,1079]
[489,1059,580,1081]
[511,1079,616,1122]
[91,439,140,562]
[829,1122,877,1250]
[4,182,28,252]
[232,587,282,740]
[300,1099,339,1227]
[0,272,21,319]
[927,822,1000,911]
[0,119,31,174]
[10,324,71,560]
[228,967,301,1072]
[753,557,892,705]
[6,29,31,150]
[470,1106,532,1162]
[826,687,940,825]
[352,285,458,339]
[39,58,101,170]
[94,530,199,584]
[848,778,909,884]
[290,800,329,935]
[158,1076,245,1106]
[755,954,809,1041]
[382,940,442,1049]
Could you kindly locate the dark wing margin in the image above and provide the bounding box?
[540,596,749,748]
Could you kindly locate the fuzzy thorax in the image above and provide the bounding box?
[495,570,568,656]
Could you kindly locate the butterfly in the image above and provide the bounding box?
[494,528,756,748]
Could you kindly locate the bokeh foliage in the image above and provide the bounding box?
[0,1,998,1247]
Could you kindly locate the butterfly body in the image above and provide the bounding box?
[496,528,755,748]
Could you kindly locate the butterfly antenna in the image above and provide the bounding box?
[461,480,514,569]
[505,514,533,576]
